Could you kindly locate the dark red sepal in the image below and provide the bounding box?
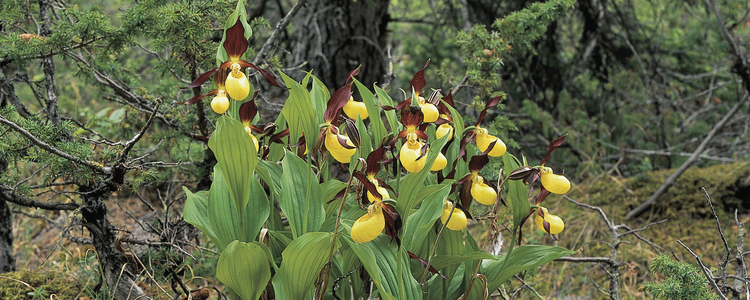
[475,94,505,126]
[268,128,291,144]
[409,59,430,96]
[183,67,220,89]
[237,60,281,88]
[381,203,402,247]
[400,106,424,128]
[224,20,248,59]
[239,94,259,124]
[179,89,218,105]
[535,187,551,205]
[439,89,455,112]
[540,134,567,166]
[407,251,450,280]
[324,79,356,123]
[365,146,387,176]
[468,154,489,173]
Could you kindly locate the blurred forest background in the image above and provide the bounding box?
[0,0,749,299]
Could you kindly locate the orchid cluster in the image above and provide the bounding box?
[181,4,576,298]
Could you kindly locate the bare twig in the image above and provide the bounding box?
[0,184,79,211]
[677,239,728,300]
[252,0,308,66]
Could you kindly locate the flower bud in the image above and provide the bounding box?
[211,91,229,114]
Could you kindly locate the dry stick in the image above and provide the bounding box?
[677,240,729,300]
[735,210,750,298]
[704,187,732,295]
[252,0,308,66]
[624,92,749,219]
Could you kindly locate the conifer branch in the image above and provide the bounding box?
[0,184,79,211]
[0,115,112,175]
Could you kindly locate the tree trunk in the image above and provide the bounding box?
[288,0,389,89]
[0,198,13,273]
[80,183,150,300]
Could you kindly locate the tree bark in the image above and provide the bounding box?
[80,182,151,300]
[288,0,389,89]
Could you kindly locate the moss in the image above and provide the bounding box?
[0,269,81,300]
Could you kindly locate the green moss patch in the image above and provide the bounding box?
[0,269,81,300]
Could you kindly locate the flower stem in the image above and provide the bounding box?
[420,201,454,284]
[316,157,362,299]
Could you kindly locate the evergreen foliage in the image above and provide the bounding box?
[642,254,718,300]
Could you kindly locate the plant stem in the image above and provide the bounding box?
[316,158,362,299]
[420,202,454,284]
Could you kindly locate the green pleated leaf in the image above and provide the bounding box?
[217,241,270,300]
[396,135,450,214]
[503,154,530,232]
[272,232,336,300]
[256,160,283,199]
[280,71,319,152]
[208,116,258,221]
[342,230,421,300]
[182,187,221,248]
[355,116,372,160]
[402,184,451,251]
[430,252,497,271]
[246,177,271,242]
[481,245,575,294]
[353,79,387,145]
[374,86,400,136]
[278,149,325,238]
[310,74,329,125]
[208,165,247,250]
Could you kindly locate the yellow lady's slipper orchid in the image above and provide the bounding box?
[436,123,453,140]
[416,96,439,123]
[440,200,467,231]
[540,167,570,194]
[367,181,389,202]
[475,127,506,157]
[211,90,229,114]
[225,63,251,100]
[343,96,369,120]
[470,175,496,205]
[430,152,447,171]
[535,207,564,234]
[243,127,260,153]
[325,127,356,163]
[400,140,426,173]
[351,202,385,243]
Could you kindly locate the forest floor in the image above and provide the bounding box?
[1,160,749,299]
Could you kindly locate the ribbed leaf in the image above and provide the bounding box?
[182,187,220,248]
[280,71,319,152]
[272,232,335,300]
[217,241,270,300]
[256,160,283,199]
[503,154,530,232]
[430,252,496,271]
[402,184,451,251]
[208,165,247,250]
[353,79,387,146]
[355,116,372,160]
[342,232,421,300]
[279,149,325,238]
[481,245,575,294]
[246,177,271,242]
[208,116,258,221]
[374,86,401,136]
[310,75,329,125]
